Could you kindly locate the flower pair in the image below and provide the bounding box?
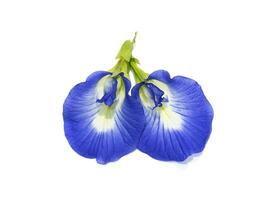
[63,34,214,164]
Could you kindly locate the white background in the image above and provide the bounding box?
[0,0,267,199]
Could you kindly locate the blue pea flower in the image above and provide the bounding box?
[131,70,214,162]
[63,34,145,164]
[64,33,214,164]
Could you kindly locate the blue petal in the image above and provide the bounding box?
[132,71,214,162]
[148,70,171,83]
[63,71,144,164]
[120,73,131,93]
[86,71,111,82]
[131,82,144,99]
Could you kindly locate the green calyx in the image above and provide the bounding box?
[108,32,148,83]
[130,57,148,83]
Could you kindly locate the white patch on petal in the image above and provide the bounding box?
[139,86,155,109]
[95,75,110,100]
[158,106,183,131]
[92,76,125,133]
[141,79,183,131]
[92,105,116,132]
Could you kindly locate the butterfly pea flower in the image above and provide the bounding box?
[63,33,214,164]
[131,68,214,162]
[63,35,144,164]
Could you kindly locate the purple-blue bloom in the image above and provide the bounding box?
[132,70,214,162]
[63,71,144,164]
[63,34,214,164]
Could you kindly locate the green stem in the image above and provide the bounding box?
[132,32,137,45]
[109,59,130,79]
[108,32,148,83]
[130,58,148,83]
